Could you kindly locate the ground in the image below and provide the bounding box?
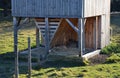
[0,14,120,78]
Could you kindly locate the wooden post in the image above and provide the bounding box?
[36,27,40,48]
[94,17,98,50]
[28,37,32,78]
[96,16,98,49]
[45,18,49,58]
[13,17,19,78]
[78,18,85,57]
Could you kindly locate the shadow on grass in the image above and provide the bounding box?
[0,52,30,78]
[33,55,86,70]
[0,52,86,77]
[0,52,15,78]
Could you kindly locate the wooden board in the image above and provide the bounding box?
[51,18,78,47]
[85,16,101,49]
[85,17,95,49]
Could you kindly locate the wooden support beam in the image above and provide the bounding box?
[65,19,79,33]
[36,27,40,48]
[13,17,19,78]
[78,18,85,57]
[28,37,32,78]
[17,18,30,30]
[98,17,101,49]
[45,18,49,58]
[94,17,98,50]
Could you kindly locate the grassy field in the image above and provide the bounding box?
[0,15,120,78]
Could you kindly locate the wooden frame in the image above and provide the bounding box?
[65,18,85,57]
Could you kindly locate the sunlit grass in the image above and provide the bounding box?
[0,29,36,54]
[18,63,120,78]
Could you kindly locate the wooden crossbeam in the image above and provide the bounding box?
[17,18,30,29]
[65,19,79,33]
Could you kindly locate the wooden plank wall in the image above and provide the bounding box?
[85,17,95,49]
[100,0,111,48]
[12,0,110,18]
[84,0,109,17]
[12,0,82,18]
[50,18,78,47]
[85,16,101,49]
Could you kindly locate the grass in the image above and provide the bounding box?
[0,14,120,78]
[17,63,120,78]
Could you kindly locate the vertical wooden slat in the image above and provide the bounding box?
[13,17,19,78]
[98,16,101,48]
[12,0,83,18]
[101,15,105,48]
[94,17,98,50]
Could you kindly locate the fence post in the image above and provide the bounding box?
[13,17,19,78]
[28,37,32,78]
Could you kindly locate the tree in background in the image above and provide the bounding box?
[0,0,11,16]
[111,0,120,12]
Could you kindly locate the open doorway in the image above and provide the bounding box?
[85,16,101,52]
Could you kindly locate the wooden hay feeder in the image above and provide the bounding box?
[12,0,111,57]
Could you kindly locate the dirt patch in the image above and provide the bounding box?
[89,54,109,65]
[50,46,79,56]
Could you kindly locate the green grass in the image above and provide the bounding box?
[0,14,120,78]
[18,63,120,78]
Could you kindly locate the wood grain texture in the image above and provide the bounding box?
[12,0,82,18]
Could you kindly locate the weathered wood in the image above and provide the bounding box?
[94,16,98,50]
[85,17,95,49]
[37,22,59,25]
[17,18,30,29]
[45,18,49,57]
[12,0,110,18]
[12,0,82,18]
[98,16,101,48]
[84,0,110,17]
[35,18,61,42]
[50,18,78,47]
[78,18,84,57]
[13,17,19,78]
[65,19,79,33]
[101,15,106,48]
[78,19,81,56]
[36,27,40,48]
[28,37,32,78]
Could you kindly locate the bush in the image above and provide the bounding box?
[105,53,120,63]
[101,43,120,55]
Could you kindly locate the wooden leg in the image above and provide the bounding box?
[36,27,40,48]
[13,17,19,78]
[45,18,49,58]
[78,18,85,57]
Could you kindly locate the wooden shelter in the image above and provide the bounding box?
[12,0,111,58]
[12,0,111,77]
